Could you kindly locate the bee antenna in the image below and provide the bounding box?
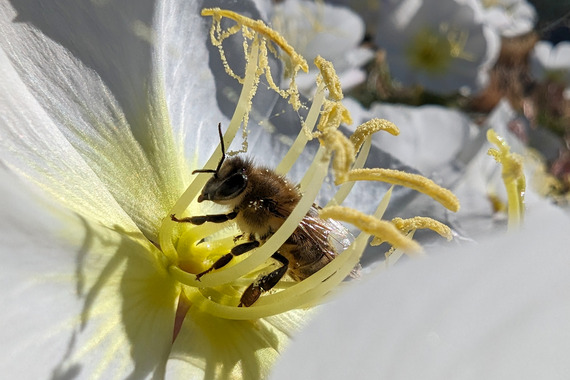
[191,122,225,178]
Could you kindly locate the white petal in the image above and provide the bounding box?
[350,101,476,176]
[0,2,189,240]
[166,305,309,380]
[271,204,570,379]
[272,0,365,63]
[0,44,139,234]
[157,0,235,161]
[0,170,179,378]
[159,0,284,160]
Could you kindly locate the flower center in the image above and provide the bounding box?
[406,25,472,74]
[156,9,460,320]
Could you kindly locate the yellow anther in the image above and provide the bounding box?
[320,206,422,253]
[314,56,343,101]
[487,129,526,230]
[319,130,355,184]
[202,8,309,73]
[316,101,352,133]
[350,119,400,152]
[202,7,308,118]
[345,168,460,212]
[391,216,452,240]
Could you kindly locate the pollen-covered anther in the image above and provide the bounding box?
[316,101,352,135]
[319,129,355,184]
[201,8,308,73]
[486,129,526,230]
[370,216,452,246]
[344,168,460,212]
[201,7,308,119]
[319,206,423,253]
[314,55,344,101]
[350,119,400,152]
[347,168,459,212]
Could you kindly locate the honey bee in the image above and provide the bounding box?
[171,123,356,307]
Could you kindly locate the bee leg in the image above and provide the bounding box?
[195,240,260,281]
[239,252,288,307]
[170,211,237,225]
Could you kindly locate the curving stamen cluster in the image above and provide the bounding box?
[158,8,460,320]
[487,129,526,230]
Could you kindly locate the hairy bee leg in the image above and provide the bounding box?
[239,252,289,307]
[170,211,237,225]
[195,240,260,281]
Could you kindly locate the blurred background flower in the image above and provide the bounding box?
[372,0,501,95]
[270,0,374,95]
[477,0,538,37]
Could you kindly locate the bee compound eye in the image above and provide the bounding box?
[218,173,247,199]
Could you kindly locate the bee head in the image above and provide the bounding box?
[197,156,249,203]
[192,123,249,204]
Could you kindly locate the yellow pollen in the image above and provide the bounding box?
[344,168,460,212]
[389,216,452,241]
[316,101,353,133]
[314,55,343,101]
[487,129,526,230]
[320,129,355,184]
[350,118,400,152]
[201,8,309,73]
[320,206,422,253]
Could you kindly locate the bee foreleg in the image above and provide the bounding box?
[238,252,289,307]
[170,211,238,225]
[195,240,260,281]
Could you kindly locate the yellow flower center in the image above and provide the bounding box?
[157,9,460,320]
[406,25,473,74]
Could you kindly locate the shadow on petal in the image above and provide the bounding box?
[167,305,286,380]
[7,0,157,133]
[51,216,179,378]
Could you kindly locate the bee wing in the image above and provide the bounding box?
[298,206,354,256]
[297,206,360,278]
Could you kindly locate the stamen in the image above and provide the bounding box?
[316,101,353,133]
[371,216,452,246]
[350,119,400,153]
[487,129,526,230]
[391,216,452,240]
[344,168,460,212]
[202,7,308,113]
[326,137,371,207]
[314,56,343,101]
[157,9,460,321]
[181,187,395,320]
[321,129,355,184]
[320,206,422,253]
[275,80,326,176]
[201,8,309,73]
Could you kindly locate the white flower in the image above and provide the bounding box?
[0,1,464,377]
[374,0,501,95]
[271,0,374,95]
[343,98,477,176]
[0,1,307,378]
[530,40,570,85]
[344,96,553,240]
[477,0,537,37]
